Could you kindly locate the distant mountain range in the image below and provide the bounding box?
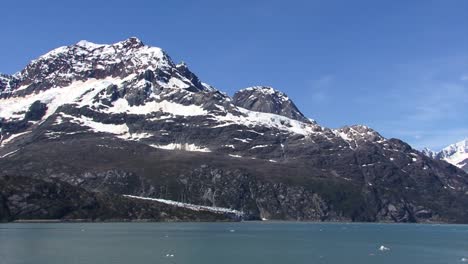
[422,139,468,173]
[1,38,467,223]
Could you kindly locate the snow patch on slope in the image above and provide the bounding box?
[149,143,211,152]
[105,98,208,116]
[0,149,20,159]
[123,195,243,216]
[211,107,319,136]
[0,131,31,146]
[0,78,123,121]
[61,113,129,135]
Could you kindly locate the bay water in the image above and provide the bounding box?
[1,222,467,264]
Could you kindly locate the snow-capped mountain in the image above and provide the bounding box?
[423,139,468,172]
[1,37,212,96]
[1,38,467,223]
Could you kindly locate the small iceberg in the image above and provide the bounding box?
[229,229,236,233]
[165,254,175,258]
[461,257,468,262]
[379,245,390,251]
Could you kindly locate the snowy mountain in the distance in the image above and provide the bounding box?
[423,139,468,172]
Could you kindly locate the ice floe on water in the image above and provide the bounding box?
[379,245,390,251]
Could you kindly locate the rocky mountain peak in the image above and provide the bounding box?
[335,125,385,144]
[74,37,144,51]
[116,36,145,49]
[232,86,309,123]
[0,38,220,99]
[421,147,436,159]
[75,40,102,49]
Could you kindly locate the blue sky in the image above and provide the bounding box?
[1,0,467,150]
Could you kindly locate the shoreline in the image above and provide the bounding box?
[4,219,465,225]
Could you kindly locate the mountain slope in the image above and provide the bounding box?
[1,38,467,223]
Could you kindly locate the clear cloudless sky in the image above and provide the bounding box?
[1,0,467,150]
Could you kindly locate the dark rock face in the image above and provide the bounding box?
[1,136,467,223]
[25,101,47,121]
[175,62,209,92]
[0,74,20,96]
[233,86,310,123]
[461,163,468,172]
[174,165,341,221]
[0,175,236,222]
[1,38,467,223]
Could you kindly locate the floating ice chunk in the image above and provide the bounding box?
[379,245,390,251]
[461,257,468,262]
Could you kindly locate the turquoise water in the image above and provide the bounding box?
[1,222,467,264]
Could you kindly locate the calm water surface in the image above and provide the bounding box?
[1,222,467,264]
